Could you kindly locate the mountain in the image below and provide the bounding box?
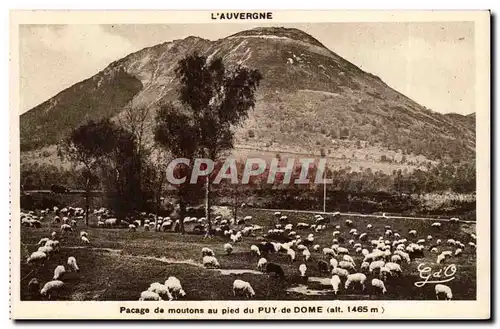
[20,27,475,170]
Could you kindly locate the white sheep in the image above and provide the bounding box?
[435,284,453,300]
[80,231,88,238]
[337,247,349,255]
[366,224,373,229]
[287,248,296,262]
[233,279,255,298]
[299,264,307,277]
[53,265,66,280]
[250,245,261,256]
[384,262,402,275]
[257,257,267,270]
[436,254,446,264]
[371,278,387,294]
[139,290,163,301]
[165,277,186,299]
[224,243,233,255]
[302,249,311,261]
[431,222,441,228]
[147,282,173,300]
[339,260,355,272]
[67,256,79,272]
[409,230,417,236]
[345,273,367,291]
[390,255,402,263]
[27,251,47,265]
[81,236,90,244]
[343,255,355,266]
[369,260,386,273]
[60,224,72,232]
[40,280,64,299]
[454,248,463,256]
[313,244,320,252]
[331,275,341,294]
[360,261,370,273]
[331,267,349,279]
[38,238,49,247]
[323,248,335,257]
[201,247,215,257]
[202,256,220,268]
[329,258,338,269]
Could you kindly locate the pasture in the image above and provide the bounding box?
[20,207,476,301]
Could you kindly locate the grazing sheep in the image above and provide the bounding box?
[60,224,72,232]
[331,267,349,279]
[257,257,267,270]
[435,284,453,300]
[81,236,90,244]
[302,249,311,261]
[330,258,338,269]
[313,244,320,252]
[345,273,367,291]
[454,248,463,256]
[409,230,417,236]
[27,251,47,265]
[67,257,79,272]
[366,224,373,229]
[299,264,307,277]
[287,248,296,262]
[139,290,163,301]
[431,222,441,228]
[469,242,476,249]
[38,238,49,247]
[201,247,215,257]
[40,280,64,300]
[202,256,220,268]
[165,277,186,299]
[128,224,136,232]
[331,275,341,294]
[233,279,255,299]
[224,243,233,255]
[53,265,66,280]
[37,246,53,257]
[360,261,370,273]
[80,231,88,238]
[436,254,446,264]
[384,262,402,275]
[345,219,353,226]
[338,261,355,272]
[371,278,387,294]
[337,247,349,255]
[390,255,402,263]
[369,260,386,273]
[250,245,261,256]
[343,255,355,266]
[147,282,173,301]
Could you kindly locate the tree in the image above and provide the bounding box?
[154,102,200,233]
[157,53,262,234]
[57,119,115,226]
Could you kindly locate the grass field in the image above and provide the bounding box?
[20,207,476,301]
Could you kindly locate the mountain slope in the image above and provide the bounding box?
[20,27,475,167]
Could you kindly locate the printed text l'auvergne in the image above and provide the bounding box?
[211,12,273,20]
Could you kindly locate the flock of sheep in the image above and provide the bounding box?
[193,212,474,300]
[21,204,475,301]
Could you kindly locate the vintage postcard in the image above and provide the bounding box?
[10,10,490,320]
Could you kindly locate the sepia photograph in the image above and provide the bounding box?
[10,10,490,320]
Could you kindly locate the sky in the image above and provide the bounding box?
[19,22,475,115]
